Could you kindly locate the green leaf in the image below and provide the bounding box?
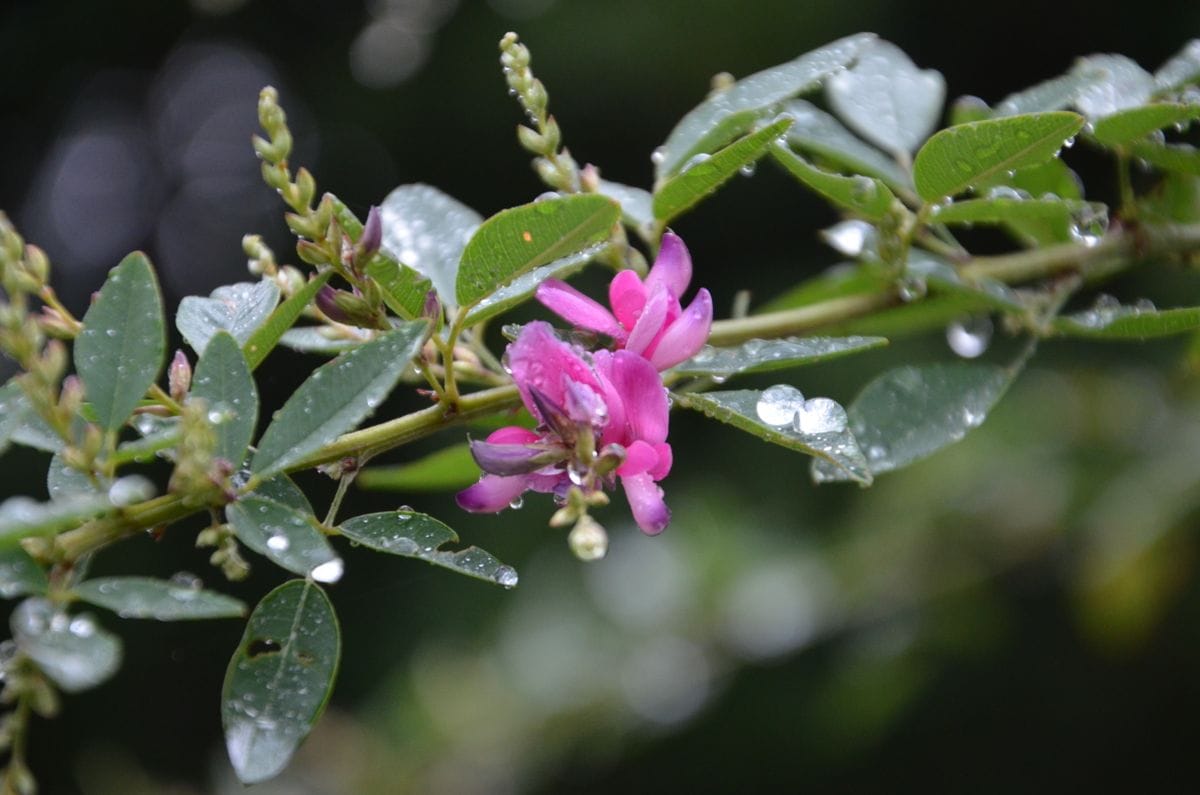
[250,474,315,515]
[75,252,166,432]
[770,143,896,220]
[251,322,427,477]
[674,389,871,484]
[277,328,363,355]
[0,494,112,549]
[357,444,481,492]
[329,195,431,319]
[190,332,258,467]
[0,548,48,598]
[1071,54,1156,119]
[461,243,609,329]
[826,40,945,156]
[338,511,519,588]
[993,71,1103,117]
[176,280,279,355]
[379,184,483,307]
[222,580,340,784]
[596,179,655,242]
[670,336,888,379]
[1053,300,1200,339]
[912,112,1085,201]
[813,362,1015,481]
[932,195,1104,246]
[243,271,334,371]
[1155,40,1200,93]
[10,597,121,692]
[1129,140,1200,175]
[47,451,105,500]
[73,577,247,620]
[782,100,914,192]
[655,33,876,180]
[226,496,341,581]
[1090,103,1200,145]
[653,117,793,224]
[979,157,1083,201]
[455,195,619,307]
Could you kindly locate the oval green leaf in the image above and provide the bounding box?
[1053,301,1200,339]
[0,548,48,599]
[782,100,914,193]
[176,280,279,355]
[222,580,340,784]
[1091,103,1200,146]
[226,496,341,582]
[243,270,334,370]
[461,243,609,329]
[379,184,482,308]
[251,321,427,477]
[653,117,793,224]
[1129,140,1200,175]
[932,196,1103,246]
[671,336,888,379]
[1155,40,1200,93]
[596,179,655,243]
[73,576,247,620]
[1071,55,1155,119]
[655,33,876,180]
[673,389,871,484]
[191,332,258,467]
[338,511,519,588]
[770,143,896,220]
[278,327,363,355]
[812,362,1016,482]
[357,443,483,493]
[11,597,121,692]
[75,252,166,432]
[0,494,112,549]
[912,112,1085,201]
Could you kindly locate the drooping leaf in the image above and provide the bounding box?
[10,597,121,692]
[191,332,258,467]
[1154,40,1200,93]
[826,39,945,156]
[932,195,1102,246]
[226,496,341,582]
[378,184,483,308]
[338,511,519,588]
[0,548,48,598]
[222,580,340,784]
[671,336,888,379]
[461,243,609,328]
[243,271,334,370]
[912,112,1085,201]
[357,444,482,492]
[674,389,871,484]
[812,362,1016,481]
[456,195,619,307]
[73,577,247,620]
[596,179,655,242]
[1053,301,1200,339]
[278,327,364,355]
[653,117,793,224]
[0,494,112,549]
[1129,140,1200,175]
[1090,103,1200,146]
[250,322,427,477]
[781,100,914,193]
[654,33,876,180]
[770,143,896,220]
[1071,54,1156,119]
[176,280,279,355]
[75,252,166,432]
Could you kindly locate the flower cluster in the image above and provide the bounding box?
[456,233,712,553]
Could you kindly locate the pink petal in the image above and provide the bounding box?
[507,322,599,416]
[644,232,692,299]
[621,471,671,535]
[589,350,628,449]
[617,439,659,476]
[456,474,529,513]
[609,269,647,331]
[536,279,625,339]
[648,288,713,370]
[487,426,539,445]
[650,442,673,480]
[608,350,669,445]
[625,284,670,356]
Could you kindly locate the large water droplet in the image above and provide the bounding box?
[266,533,290,552]
[794,398,848,434]
[755,385,805,427]
[309,558,344,583]
[493,565,519,589]
[820,220,873,257]
[108,475,155,507]
[945,316,994,359]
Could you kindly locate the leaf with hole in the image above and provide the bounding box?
[222,580,340,784]
[74,252,166,432]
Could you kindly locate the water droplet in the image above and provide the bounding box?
[108,475,155,506]
[493,565,519,588]
[945,316,993,359]
[105,329,117,337]
[508,496,525,510]
[985,185,1026,201]
[821,220,873,257]
[738,162,757,178]
[794,397,848,434]
[755,385,805,427]
[897,277,927,302]
[310,558,344,583]
[650,147,666,165]
[68,615,96,638]
[267,533,290,552]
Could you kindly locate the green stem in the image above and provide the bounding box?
[323,469,358,527]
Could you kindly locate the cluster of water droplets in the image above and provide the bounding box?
[754,385,848,435]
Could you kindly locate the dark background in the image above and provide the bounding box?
[3,1,1200,792]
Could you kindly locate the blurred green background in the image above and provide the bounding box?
[3,0,1200,792]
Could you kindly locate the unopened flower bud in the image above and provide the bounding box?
[580,163,601,193]
[23,245,49,284]
[295,240,329,266]
[360,205,382,256]
[295,167,317,209]
[517,125,545,153]
[277,266,306,296]
[37,306,76,339]
[316,285,381,328]
[568,514,608,561]
[169,350,192,401]
[422,290,441,322]
[59,374,84,415]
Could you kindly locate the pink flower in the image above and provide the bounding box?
[456,322,673,534]
[535,232,713,370]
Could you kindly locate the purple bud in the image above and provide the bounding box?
[469,438,564,476]
[169,350,191,401]
[316,285,348,323]
[422,290,441,321]
[528,386,576,442]
[361,205,382,255]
